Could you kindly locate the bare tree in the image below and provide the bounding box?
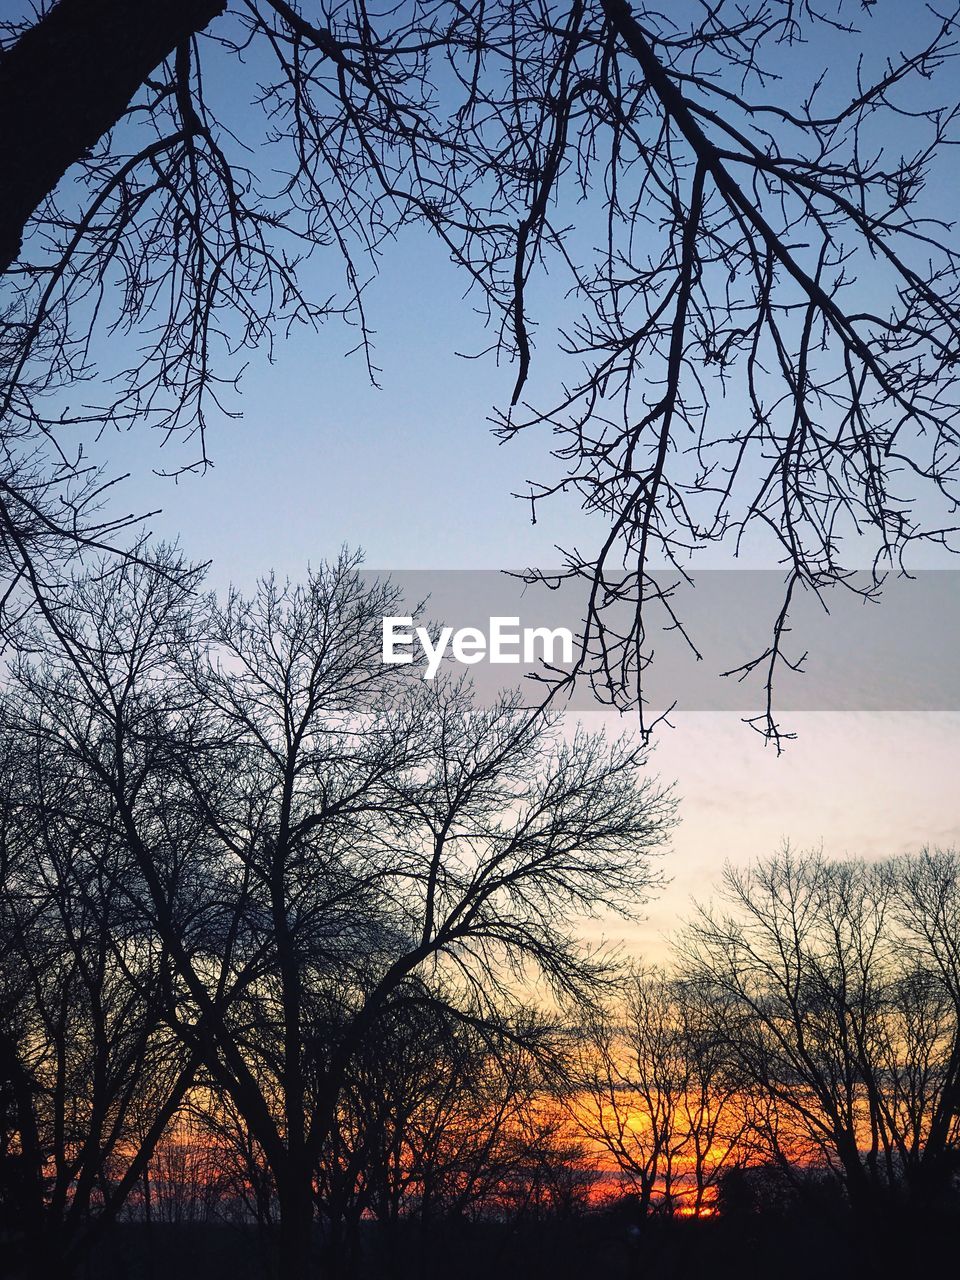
[0,701,199,1279]
[891,848,960,1203]
[489,1099,597,1225]
[1,3,958,731]
[5,547,674,1278]
[317,987,559,1276]
[682,848,960,1215]
[670,975,752,1215]
[577,965,746,1216]
[577,969,685,1215]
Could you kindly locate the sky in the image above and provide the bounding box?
[25,1,960,950]
[90,217,960,958]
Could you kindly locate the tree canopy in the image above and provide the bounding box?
[1,0,958,730]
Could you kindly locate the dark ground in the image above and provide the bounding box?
[47,1207,955,1280]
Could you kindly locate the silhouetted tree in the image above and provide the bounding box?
[491,1101,597,1223]
[682,848,960,1215]
[319,989,560,1276]
[891,848,960,1205]
[0,701,199,1279]
[577,965,746,1216]
[4,547,674,1278]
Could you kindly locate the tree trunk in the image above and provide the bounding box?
[276,1173,316,1280]
[0,0,227,272]
[835,1131,875,1219]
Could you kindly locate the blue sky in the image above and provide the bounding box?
[72,0,955,592]
[93,222,585,582]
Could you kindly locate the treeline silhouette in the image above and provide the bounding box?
[1,553,959,1280]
